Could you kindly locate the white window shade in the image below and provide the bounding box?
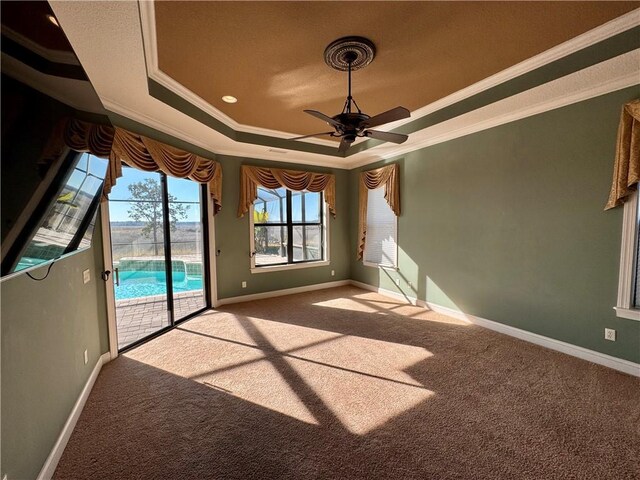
[364,187,397,267]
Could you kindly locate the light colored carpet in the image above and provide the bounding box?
[54,286,640,479]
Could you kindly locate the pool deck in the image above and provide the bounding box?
[116,290,206,349]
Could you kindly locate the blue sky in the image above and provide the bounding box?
[255,187,321,223]
[107,165,322,223]
[108,167,202,222]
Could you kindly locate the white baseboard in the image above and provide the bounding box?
[37,352,111,480]
[350,280,422,305]
[350,280,640,377]
[215,280,351,307]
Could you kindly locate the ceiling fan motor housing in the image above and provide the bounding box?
[333,112,371,136]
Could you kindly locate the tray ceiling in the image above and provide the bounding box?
[155,1,638,138]
[46,1,640,169]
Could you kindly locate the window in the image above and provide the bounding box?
[251,187,327,271]
[363,187,397,268]
[615,190,640,320]
[13,153,108,273]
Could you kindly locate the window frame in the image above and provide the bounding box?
[249,188,330,274]
[615,189,640,321]
[362,186,399,270]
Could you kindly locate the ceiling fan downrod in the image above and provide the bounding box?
[342,52,362,115]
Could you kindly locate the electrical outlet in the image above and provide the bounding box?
[604,328,616,342]
[331,270,335,276]
[241,281,247,288]
[84,349,88,364]
[83,269,90,284]
[395,278,400,286]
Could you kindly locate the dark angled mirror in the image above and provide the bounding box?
[1,0,111,279]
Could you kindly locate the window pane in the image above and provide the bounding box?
[16,153,107,270]
[363,187,397,267]
[293,225,322,261]
[255,226,288,265]
[255,187,287,223]
[167,176,206,320]
[292,191,321,223]
[108,169,169,349]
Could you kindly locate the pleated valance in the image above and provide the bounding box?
[605,99,640,210]
[237,165,336,218]
[357,163,400,260]
[63,119,223,213]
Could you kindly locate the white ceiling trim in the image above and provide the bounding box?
[381,7,640,132]
[1,25,80,65]
[99,95,351,169]
[138,1,346,148]
[48,1,639,171]
[49,0,351,169]
[141,1,640,142]
[346,50,640,169]
[1,53,106,114]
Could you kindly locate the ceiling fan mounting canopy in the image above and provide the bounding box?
[323,36,376,71]
[293,36,410,154]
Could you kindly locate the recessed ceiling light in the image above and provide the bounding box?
[46,14,60,28]
[222,95,237,104]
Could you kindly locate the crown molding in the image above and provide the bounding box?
[1,25,80,66]
[105,46,639,171]
[139,1,639,154]
[138,0,347,149]
[50,0,639,171]
[379,7,640,132]
[344,49,640,169]
[1,52,104,114]
[102,96,352,169]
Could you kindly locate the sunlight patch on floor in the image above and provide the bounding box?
[313,294,469,325]
[289,335,434,435]
[312,297,381,313]
[198,358,320,425]
[246,315,344,352]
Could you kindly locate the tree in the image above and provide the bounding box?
[127,178,189,255]
[253,207,269,253]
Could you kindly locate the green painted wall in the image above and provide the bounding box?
[214,155,351,299]
[1,213,109,480]
[350,86,640,364]
[107,115,352,300]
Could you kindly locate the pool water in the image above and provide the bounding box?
[114,270,203,300]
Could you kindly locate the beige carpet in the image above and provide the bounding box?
[54,286,639,479]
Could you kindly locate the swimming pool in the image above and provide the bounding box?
[114,270,203,300]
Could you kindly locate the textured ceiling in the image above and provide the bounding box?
[155,1,638,138]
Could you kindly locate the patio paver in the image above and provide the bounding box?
[116,290,206,349]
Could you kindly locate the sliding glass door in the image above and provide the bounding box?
[108,166,209,350]
[167,176,207,320]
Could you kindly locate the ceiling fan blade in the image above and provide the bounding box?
[338,137,351,154]
[304,110,342,128]
[365,129,409,144]
[362,106,410,129]
[290,132,334,140]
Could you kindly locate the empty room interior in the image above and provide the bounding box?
[2,1,640,479]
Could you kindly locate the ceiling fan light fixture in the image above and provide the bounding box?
[221,95,238,104]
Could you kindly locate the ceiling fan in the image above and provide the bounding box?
[291,37,411,154]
